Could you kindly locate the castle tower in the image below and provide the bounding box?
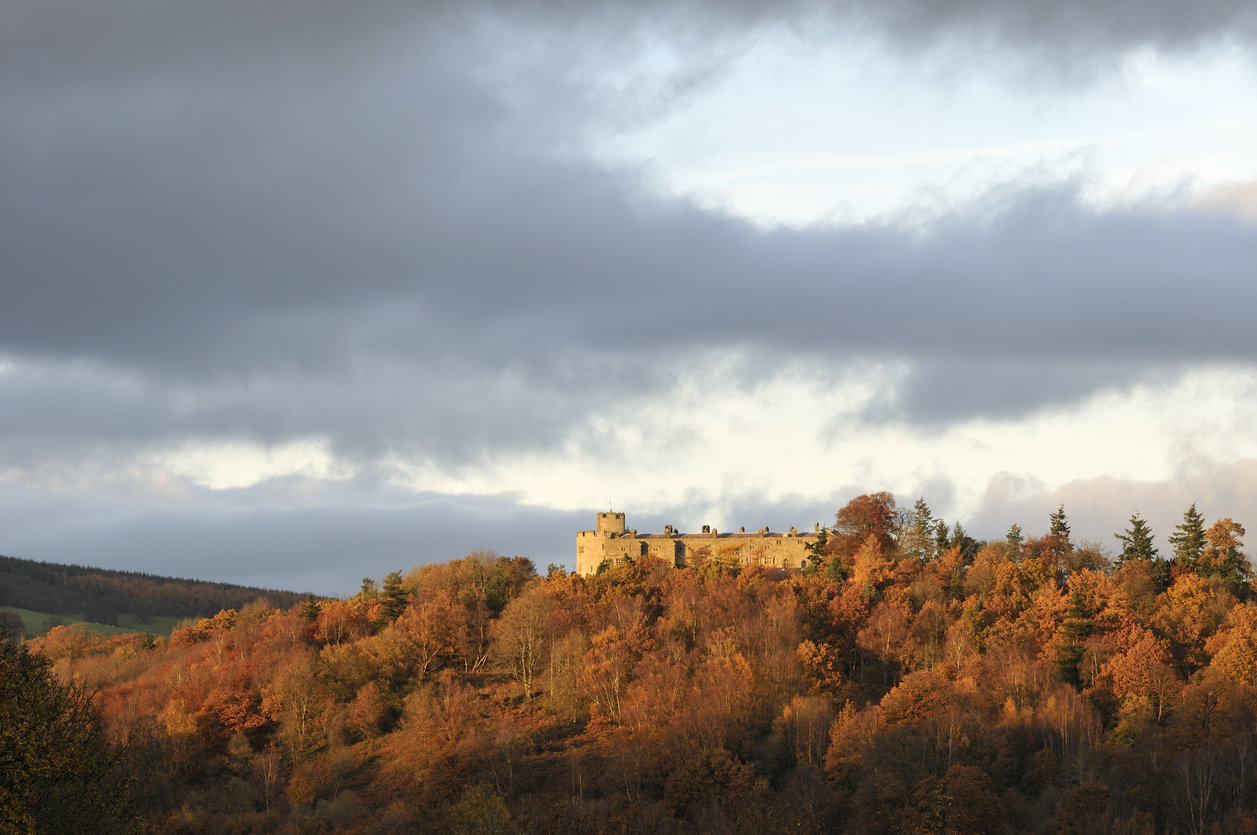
[596,511,626,537]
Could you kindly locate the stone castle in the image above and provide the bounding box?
[576,511,821,575]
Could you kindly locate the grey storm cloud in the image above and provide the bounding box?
[2,0,1257,586]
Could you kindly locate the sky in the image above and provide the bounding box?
[2,0,1257,594]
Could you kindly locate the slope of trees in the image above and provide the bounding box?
[17,503,1257,834]
[0,554,305,624]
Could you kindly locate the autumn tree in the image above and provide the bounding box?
[262,653,330,759]
[384,589,463,685]
[491,584,552,699]
[1152,573,1235,674]
[858,603,911,685]
[1198,518,1251,596]
[828,492,899,569]
[1105,628,1178,724]
[315,597,375,645]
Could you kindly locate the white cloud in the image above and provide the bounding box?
[596,38,1257,226]
[151,438,350,490]
[370,359,1257,536]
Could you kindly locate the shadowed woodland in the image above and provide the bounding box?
[8,494,1257,834]
[0,555,305,629]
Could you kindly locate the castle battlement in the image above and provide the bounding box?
[576,512,821,575]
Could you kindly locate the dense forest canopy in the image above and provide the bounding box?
[0,554,305,625]
[16,496,1257,834]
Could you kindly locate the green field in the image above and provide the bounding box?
[0,605,182,638]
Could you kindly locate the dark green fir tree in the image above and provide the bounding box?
[803,526,829,575]
[379,570,408,624]
[934,520,951,555]
[1168,504,1206,571]
[1049,505,1071,544]
[948,521,979,563]
[1054,590,1092,688]
[1115,513,1158,567]
[904,497,936,561]
[300,592,320,622]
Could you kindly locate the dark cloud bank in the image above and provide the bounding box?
[2,0,1256,586]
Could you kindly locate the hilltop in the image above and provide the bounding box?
[0,553,304,637]
[9,493,1257,833]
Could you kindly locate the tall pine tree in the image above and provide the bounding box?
[378,570,408,624]
[1049,505,1071,544]
[1115,513,1158,567]
[948,521,979,563]
[1168,504,1206,570]
[1054,590,1092,688]
[300,593,320,622]
[903,497,936,562]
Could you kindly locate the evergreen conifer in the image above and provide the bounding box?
[949,522,979,563]
[379,570,408,623]
[802,527,829,574]
[1049,505,1071,543]
[1168,504,1206,569]
[933,520,951,555]
[1115,513,1158,567]
[904,497,936,561]
[1054,590,1092,687]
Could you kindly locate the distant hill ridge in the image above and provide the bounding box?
[0,554,305,624]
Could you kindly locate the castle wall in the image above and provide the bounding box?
[576,514,820,575]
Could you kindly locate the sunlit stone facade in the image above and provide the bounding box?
[576,511,820,575]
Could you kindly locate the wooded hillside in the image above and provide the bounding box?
[0,554,305,625]
[20,496,1257,834]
